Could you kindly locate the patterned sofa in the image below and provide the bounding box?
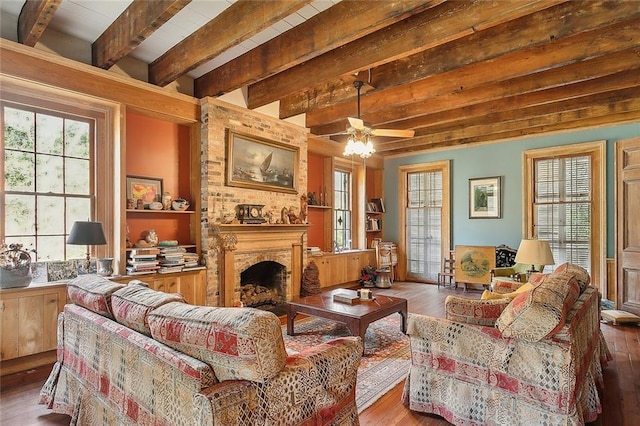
[403,263,611,425]
[39,275,362,425]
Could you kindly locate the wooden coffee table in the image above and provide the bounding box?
[286,288,407,353]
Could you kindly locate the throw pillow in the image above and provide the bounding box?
[148,302,287,383]
[111,283,185,336]
[481,282,535,300]
[67,275,124,319]
[554,262,590,292]
[496,272,580,342]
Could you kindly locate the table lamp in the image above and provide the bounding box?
[67,221,107,272]
[514,239,555,275]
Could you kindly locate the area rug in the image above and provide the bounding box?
[281,313,410,413]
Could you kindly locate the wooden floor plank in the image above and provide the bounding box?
[1,282,638,425]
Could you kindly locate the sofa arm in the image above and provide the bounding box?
[445,295,511,326]
[195,381,260,426]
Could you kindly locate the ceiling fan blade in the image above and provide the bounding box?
[348,117,365,130]
[371,128,415,138]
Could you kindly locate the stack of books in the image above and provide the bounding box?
[183,252,201,270]
[126,247,160,275]
[157,246,186,274]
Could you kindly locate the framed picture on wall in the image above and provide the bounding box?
[226,130,298,194]
[126,175,163,208]
[469,176,501,218]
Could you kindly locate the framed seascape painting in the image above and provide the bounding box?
[469,176,501,218]
[226,130,298,194]
[126,175,163,208]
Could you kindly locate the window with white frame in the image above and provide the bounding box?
[2,102,93,261]
[333,169,352,251]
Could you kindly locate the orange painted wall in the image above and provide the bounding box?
[125,112,192,245]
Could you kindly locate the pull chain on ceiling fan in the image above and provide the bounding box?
[343,80,415,158]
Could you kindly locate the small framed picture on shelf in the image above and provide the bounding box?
[371,198,385,213]
[126,175,163,208]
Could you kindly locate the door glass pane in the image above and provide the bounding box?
[406,170,443,281]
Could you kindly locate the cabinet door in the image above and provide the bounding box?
[346,254,362,282]
[314,258,330,288]
[1,285,66,361]
[329,256,348,285]
[176,271,206,305]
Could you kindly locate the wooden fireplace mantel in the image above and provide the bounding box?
[212,224,309,307]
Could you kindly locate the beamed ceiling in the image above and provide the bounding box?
[4,0,640,156]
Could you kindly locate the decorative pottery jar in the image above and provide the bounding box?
[172,198,189,211]
[0,243,33,289]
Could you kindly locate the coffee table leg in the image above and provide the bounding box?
[344,320,366,355]
[287,305,298,336]
[399,302,408,333]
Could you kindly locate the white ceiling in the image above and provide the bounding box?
[0,0,340,78]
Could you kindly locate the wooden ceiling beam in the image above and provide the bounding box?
[92,0,190,69]
[384,107,640,155]
[377,86,640,151]
[17,0,61,47]
[377,91,640,154]
[247,0,564,109]
[305,19,640,129]
[149,0,313,87]
[285,0,639,120]
[313,48,640,136]
[194,0,441,98]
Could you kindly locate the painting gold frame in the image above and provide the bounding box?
[226,130,298,194]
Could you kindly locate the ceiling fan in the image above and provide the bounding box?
[347,80,415,139]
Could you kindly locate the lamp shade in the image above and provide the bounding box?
[67,221,107,246]
[514,239,555,267]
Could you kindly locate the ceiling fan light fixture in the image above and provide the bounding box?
[343,127,375,158]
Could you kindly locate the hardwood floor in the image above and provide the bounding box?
[1,282,638,425]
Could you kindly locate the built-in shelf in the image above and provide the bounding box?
[308,205,332,210]
[126,209,194,214]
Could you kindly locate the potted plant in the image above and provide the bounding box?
[359,265,378,288]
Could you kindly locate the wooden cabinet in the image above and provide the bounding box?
[311,250,375,288]
[111,268,206,306]
[0,283,67,376]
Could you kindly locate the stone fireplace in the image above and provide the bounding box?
[212,224,308,307]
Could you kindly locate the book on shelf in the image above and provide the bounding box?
[127,259,159,267]
[129,247,160,256]
[158,265,184,274]
[126,266,160,275]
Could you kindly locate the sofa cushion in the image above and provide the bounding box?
[148,302,287,383]
[67,275,125,319]
[496,271,581,342]
[554,262,591,292]
[111,283,185,336]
